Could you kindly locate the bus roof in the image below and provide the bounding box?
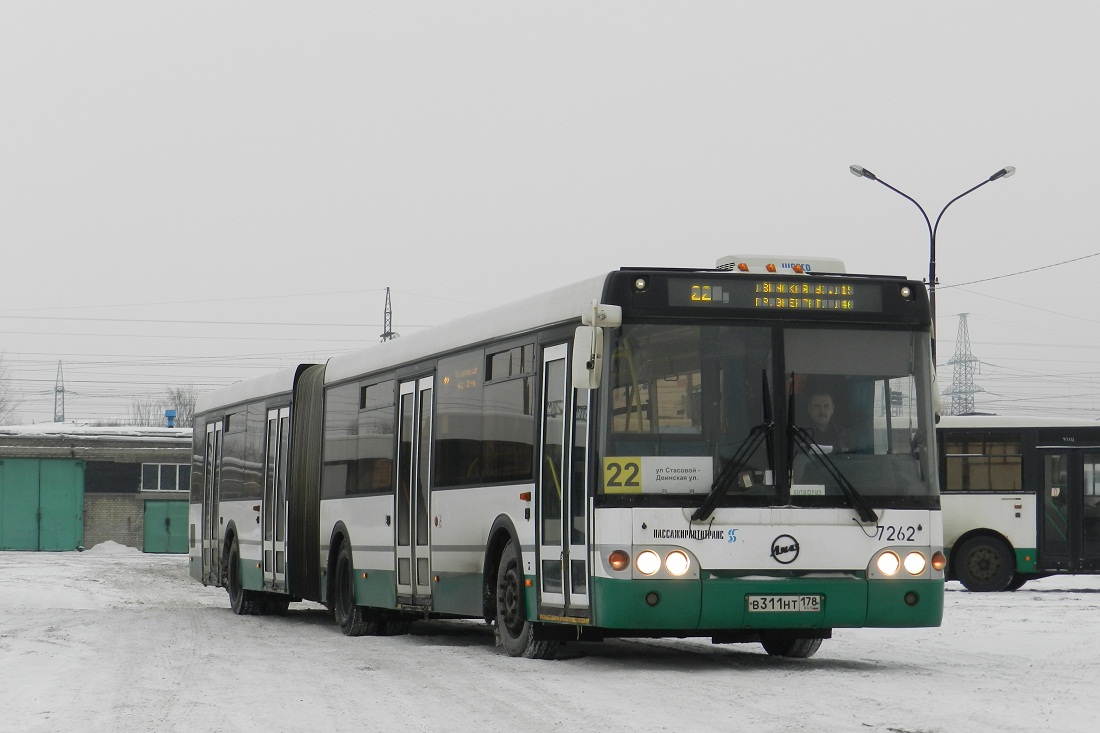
[194,365,303,415]
[323,273,610,386]
[937,414,1100,429]
[194,275,611,414]
[196,261,920,414]
[715,255,846,274]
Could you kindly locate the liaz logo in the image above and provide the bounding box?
[770,534,800,564]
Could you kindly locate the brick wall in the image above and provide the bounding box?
[82,493,190,552]
[83,494,146,550]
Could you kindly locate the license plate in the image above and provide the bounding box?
[746,594,822,613]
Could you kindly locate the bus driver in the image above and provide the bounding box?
[806,389,849,452]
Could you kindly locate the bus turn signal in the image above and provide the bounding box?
[931,551,947,572]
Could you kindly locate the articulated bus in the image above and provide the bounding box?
[939,415,1100,591]
[189,256,945,659]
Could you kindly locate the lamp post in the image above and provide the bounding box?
[848,164,1015,364]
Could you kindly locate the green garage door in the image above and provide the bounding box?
[143,500,189,553]
[0,459,85,551]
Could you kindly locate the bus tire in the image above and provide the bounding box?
[381,616,412,636]
[265,597,291,615]
[333,542,384,636]
[226,539,264,616]
[1005,574,1030,591]
[955,536,1014,592]
[494,540,558,660]
[760,632,823,658]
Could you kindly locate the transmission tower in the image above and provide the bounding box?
[379,287,399,342]
[53,361,65,422]
[942,313,984,415]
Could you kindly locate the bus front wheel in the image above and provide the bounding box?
[226,539,264,615]
[760,632,823,658]
[955,536,1014,592]
[494,540,558,660]
[333,542,384,636]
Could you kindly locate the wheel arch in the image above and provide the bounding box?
[326,521,353,602]
[221,521,239,556]
[482,514,523,622]
[220,521,240,582]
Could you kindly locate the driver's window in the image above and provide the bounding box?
[785,328,934,497]
[786,329,921,457]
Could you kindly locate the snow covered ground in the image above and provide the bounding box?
[1,542,1097,733]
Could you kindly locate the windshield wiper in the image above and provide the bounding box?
[692,371,774,522]
[787,373,878,524]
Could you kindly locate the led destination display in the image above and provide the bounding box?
[667,277,885,313]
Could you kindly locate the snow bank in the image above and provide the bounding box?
[84,541,140,555]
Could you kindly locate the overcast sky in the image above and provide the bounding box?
[2,2,1098,424]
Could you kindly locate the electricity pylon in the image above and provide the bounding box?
[53,361,65,422]
[942,313,984,415]
[380,287,399,342]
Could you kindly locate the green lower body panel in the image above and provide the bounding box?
[589,578,703,629]
[590,575,943,631]
[865,579,943,627]
[240,556,264,590]
[1014,548,1038,573]
[432,571,484,617]
[356,568,398,609]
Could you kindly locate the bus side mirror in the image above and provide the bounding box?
[572,326,604,390]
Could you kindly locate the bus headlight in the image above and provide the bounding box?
[875,551,901,576]
[664,550,690,577]
[903,551,927,576]
[636,550,661,576]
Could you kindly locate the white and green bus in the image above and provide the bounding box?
[939,414,1100,591]
[189,256,945,659]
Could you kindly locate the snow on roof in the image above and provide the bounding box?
[937,414,1100,429]
[194,273,612,414]
[193,365,303,414]
[0,423,192,442]
[324,274,610,385]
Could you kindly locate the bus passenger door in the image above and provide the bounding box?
[262,407,290,592]
[538,344,591,617]
[1038,450,1100,572]
[395,377,434,605]
[202,420,223,585]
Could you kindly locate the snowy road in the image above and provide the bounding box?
[1,543,1096,733]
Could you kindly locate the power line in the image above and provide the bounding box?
[945,288,1100,327]
[0,314,432,328]
[0,287,492,316]
[940,251,1100,289]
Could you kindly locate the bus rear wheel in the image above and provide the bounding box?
[760,632,823,658]
[226,539,264,615]
[955,536,1014,592]
[495,540,558,660]
[333,542,384,636]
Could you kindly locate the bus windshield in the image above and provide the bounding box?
[602,322,937,507]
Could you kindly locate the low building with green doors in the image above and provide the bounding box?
[0,424,191,553]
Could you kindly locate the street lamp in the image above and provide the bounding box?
[848,164,1015,363]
